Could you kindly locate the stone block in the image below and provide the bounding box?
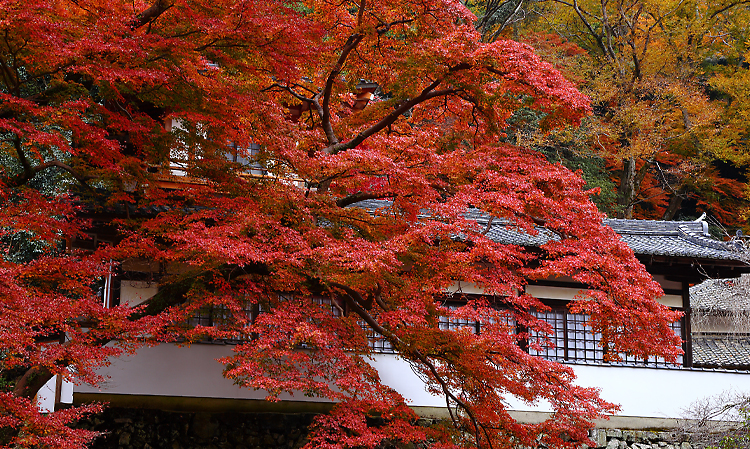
[591,429,607,448]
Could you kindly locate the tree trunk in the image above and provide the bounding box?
[662,188,685,220]
[616,157,651,219]
[13,366,54,400]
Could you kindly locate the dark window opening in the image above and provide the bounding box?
[528,301,684,367]
[179,292,686,368]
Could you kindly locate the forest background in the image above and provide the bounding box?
[472,0,750,231]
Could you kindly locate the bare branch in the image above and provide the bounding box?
[556,0,612,59]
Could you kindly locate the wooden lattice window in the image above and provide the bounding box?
[528,302,684,367]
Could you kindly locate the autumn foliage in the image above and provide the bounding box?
[0,0,682,448]
[484,0,750,225]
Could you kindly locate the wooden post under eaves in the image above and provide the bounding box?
[682,281,693,368]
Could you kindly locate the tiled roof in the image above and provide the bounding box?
[692,334,750,369]
[484,219,745,261]
[691,277,750,313]
[356,200,746,261]
[604,219,746,261]
[691,280,750,369]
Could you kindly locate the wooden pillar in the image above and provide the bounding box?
[682,281,693,368]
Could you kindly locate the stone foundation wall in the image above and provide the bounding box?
[78,408,701,449]
[588,429,694,449]
[78,408,316,449]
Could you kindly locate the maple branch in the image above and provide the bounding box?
[193,38,226,52]
[319,33,365,146]
[323,78,462,155]
[43,161,94,187]
[336,192,397,208]
[374,19,415,35]
[356,0,366,27]
[482,216,496,235]
[130,0,173,30]
[330,281,489,447]
[4,138,95,188]
[709,0,750,18]
[13,365,54,399]
[373,288,390,312]
[0,59,18,96]
[319,55,469,155]
[413,348,490,447]
[264,83,315,104]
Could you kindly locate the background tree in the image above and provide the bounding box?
[0,0,682,448]
[680,391,750,448]
[471,0,750,226]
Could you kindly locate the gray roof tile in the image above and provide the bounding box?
[606,219,745,260]
[479,216,746,262]
[691,277,750,312]
[692,334,750,369]
[353,200,747,262]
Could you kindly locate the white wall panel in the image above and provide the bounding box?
[36,376,57,413]
[75,344,750,421]
[120,281,159,307]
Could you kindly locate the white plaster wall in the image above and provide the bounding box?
[75,344,750,419]
[374,357,750,419]
[120,281,159,307]
[36,374,75,413]
[75,344,320,402]
[36,376,56,413]
[61,376,73,404]
[446,281,487,296]
[448,283,682,308]
[658,294,683,308]
[73,345,449,405]
[567,364,750,418]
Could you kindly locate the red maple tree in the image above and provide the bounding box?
[0,0,682,448]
